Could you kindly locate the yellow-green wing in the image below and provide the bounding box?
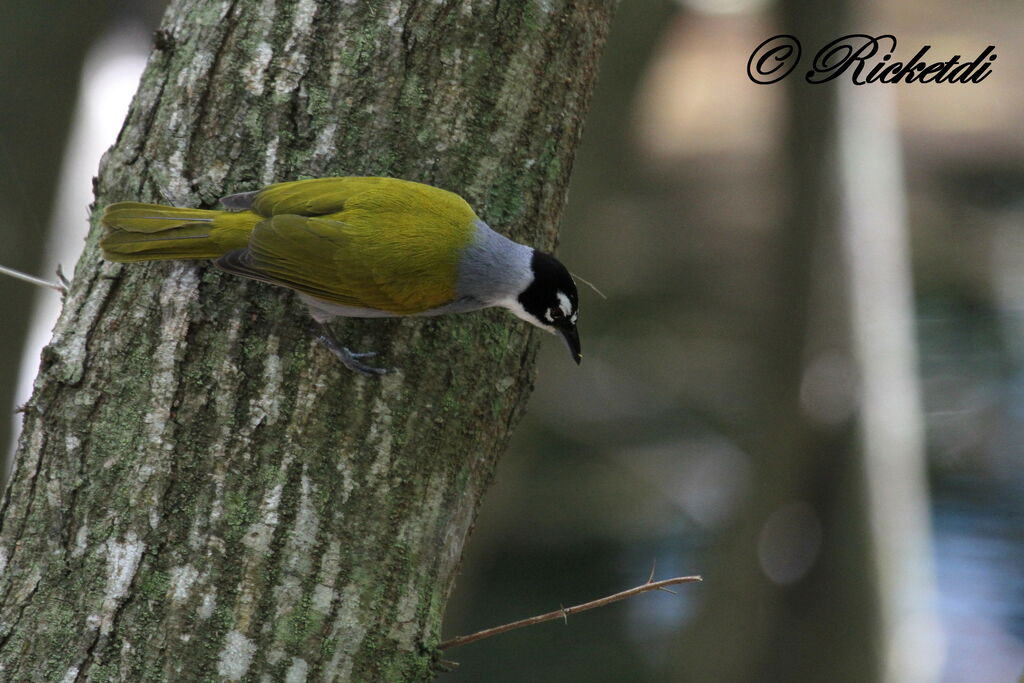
[248,176,472,220]
[218,210,474,315]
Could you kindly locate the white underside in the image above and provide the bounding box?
[300,294,399,322]
[299,292,489,323]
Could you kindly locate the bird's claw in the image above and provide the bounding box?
[338,346,388,376]
[315,334,388,376]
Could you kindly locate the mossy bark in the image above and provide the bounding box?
[0,1,615,680]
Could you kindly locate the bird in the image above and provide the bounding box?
[100,176,581,376]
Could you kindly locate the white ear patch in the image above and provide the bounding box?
[556,292,572,317]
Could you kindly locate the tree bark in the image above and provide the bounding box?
[0,1,615,680]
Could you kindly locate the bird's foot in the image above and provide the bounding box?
[316,326,389,376]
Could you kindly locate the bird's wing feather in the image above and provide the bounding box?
[247,178,366,216]
[216,211,472,315]
[242,177,469,218]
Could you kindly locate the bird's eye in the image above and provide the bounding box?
[548,308,564,321]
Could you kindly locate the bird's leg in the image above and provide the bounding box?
[315,322,389,376]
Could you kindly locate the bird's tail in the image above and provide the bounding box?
[100,202,258,262]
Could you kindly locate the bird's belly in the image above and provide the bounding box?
[299,293,488,322]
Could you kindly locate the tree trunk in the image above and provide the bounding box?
[0,1,615,680]
[674,3,934,682]
[672,2,883,680]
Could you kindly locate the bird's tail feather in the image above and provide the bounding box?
[100,202,254,262]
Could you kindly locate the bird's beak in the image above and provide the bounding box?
[558,325,582,365]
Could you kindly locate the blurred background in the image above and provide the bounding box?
[2,0,1022,681]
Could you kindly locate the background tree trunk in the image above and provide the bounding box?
[0,0,615,679]
[674,2,936,681]
[0,0,117,479]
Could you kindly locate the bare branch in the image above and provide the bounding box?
[439,574,702,651]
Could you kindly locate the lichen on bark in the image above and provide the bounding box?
[0,0,615,680]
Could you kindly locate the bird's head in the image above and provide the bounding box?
[505,250,581,364]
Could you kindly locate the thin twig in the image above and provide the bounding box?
[0,264,66,294]
[570,270,607,300]
[438,573,702,650]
